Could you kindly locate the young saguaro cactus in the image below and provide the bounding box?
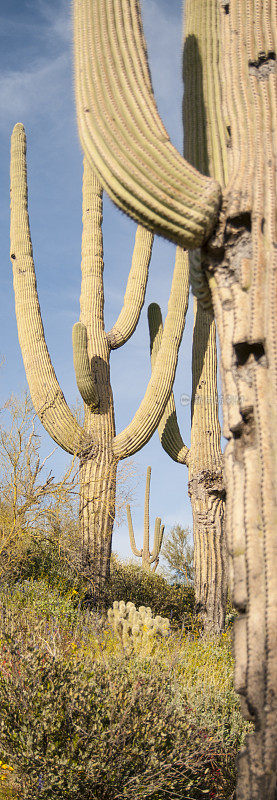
[10,128,189,592]
[126,466,165,572]
[74,0,277,796]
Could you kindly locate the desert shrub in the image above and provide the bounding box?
[0,633,250,800]
[106,557,195,628]
[0,581,253,800]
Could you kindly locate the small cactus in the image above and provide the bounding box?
[127,467,165,572]
[107,600,170,655]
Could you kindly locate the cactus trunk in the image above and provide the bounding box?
[184,1,277,795]
[189,301,227,635]
[77,161,117,589]
[79,446,117,589]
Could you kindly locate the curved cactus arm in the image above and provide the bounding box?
[147,302,190,466]
[107,227,153,349]
[10,124,92,457]
[72,323,99,409]
[126,503,141,558]
[142,466,151,559]
[112,247,188,460]
[73,0,221,249]
[159,523,165,550]
[150,517,163,564]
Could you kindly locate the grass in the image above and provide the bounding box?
[0,565,254,800]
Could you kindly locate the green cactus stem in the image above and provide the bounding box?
[10,124,92,458]
[107,226,153,349]
[73,0,222,249]
[127,466,165,572]
[113,246,189,460]
[72,322,99,409]
[148,302,189,466]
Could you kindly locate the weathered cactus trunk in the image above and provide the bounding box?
[77,163,117,585]
[189,301,227,634]
[148,288,227,634]
[183,1,277,796]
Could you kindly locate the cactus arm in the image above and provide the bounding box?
[142,466,151,561]
[72,323,99,409]
[112,246,189,460]
[147,300,190,466]
[73,0,222,249]
[10,123,92,457]
[126,503,141,558]
[107,227,153,349]
[149,517,163,564]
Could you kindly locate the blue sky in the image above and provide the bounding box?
[0,0,200,565]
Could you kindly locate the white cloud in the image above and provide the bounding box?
[0,55,69,127]
[34,0,72,43]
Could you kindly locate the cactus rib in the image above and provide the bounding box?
[10,123,92,457]
[112,247,189,460]
[107,226,153,349]
[73,0,222,248]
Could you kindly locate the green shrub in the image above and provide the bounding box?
[0,580,253,800]
[106,557,195,628]
[0,632,249,800]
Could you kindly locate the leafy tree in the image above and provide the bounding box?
[161,524,194,586]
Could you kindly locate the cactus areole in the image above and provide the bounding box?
[73,0,277,797]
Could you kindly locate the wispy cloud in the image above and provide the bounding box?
[0,55,69,128]
[141,0,184,150]
[0,1,72,130]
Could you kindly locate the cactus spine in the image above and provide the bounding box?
[10,133,189,590]
[74,0,277,795]
[127,466,165,572]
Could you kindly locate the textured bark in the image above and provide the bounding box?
[148,294,227,634]
[189,301,227,635]
[184,1,277,796]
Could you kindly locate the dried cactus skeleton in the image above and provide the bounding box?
[73,0,277,796]
[127,466,165,572]
[10,128,189,591]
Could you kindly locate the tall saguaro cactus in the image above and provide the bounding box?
[73,0,277,796]
[148,297,227,635]
[127,466,165,572]
[10,126,189,590]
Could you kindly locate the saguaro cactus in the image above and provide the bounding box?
[10,127,189,591]
[127,466,165,572]
[148,298,227,634]
[74,0,277,796]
